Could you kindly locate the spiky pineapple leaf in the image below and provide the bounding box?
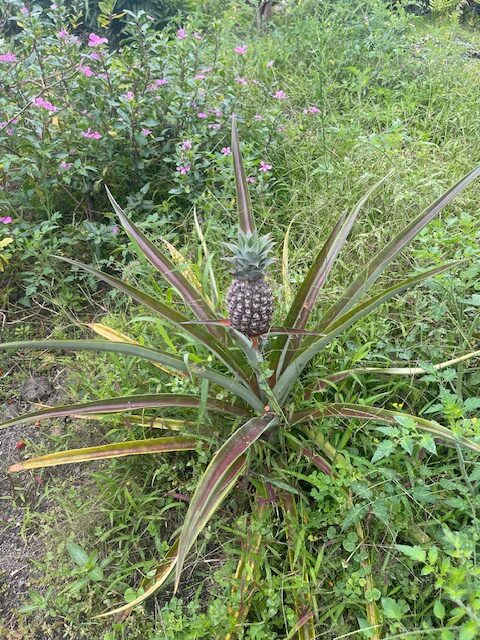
[0,393,249,432]
[0,340,265,412]
[175,413,278,590]
[291,403,480,453]
[231,115,255,234]
[105,187,219,329]
[316,164,480,330]
[55,256,250,382]
[274,261,463,402]
[9,436,198,472]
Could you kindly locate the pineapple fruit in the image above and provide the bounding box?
[225,230,275,336]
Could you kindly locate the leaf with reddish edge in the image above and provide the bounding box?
[231,115,255,234]
[94,454,246,619]
[0,393,249,431]
[175,413,278,591]
[54,256,250,382]
[0,340,265,412]
[105,187,221,336]
[290,403,480,453]
[274,261,463,403]
[9,436,197,472]
[272,171,393,374]
[316,164,480,331]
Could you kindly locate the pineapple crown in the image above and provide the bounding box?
[224,230,276,281]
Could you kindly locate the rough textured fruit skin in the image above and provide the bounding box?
[226,278,274,336]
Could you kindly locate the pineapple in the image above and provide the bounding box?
[225,230,275,336]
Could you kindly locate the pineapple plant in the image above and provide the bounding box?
[225,230,275,336]
[1,116,480,636]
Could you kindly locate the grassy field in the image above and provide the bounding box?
[1,2,480,639]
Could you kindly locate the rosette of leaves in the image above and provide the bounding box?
[2,117,480,635]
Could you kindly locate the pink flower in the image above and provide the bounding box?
[78,65,94,77]
[247,176,256,184]
[259,161,272,172]
[81,129,102,139]
[235,77,247,85]
[88,33,108,47]
[177,28,186,40]
[51,3,58,9]
[254,114,263,121]
[181,139,192,150]
[122,90,135,100]
[193,32,202,41]
[194,74,206,81]
[303,106,320,115]
[0,216,12,224]
[234,45,247,55]
[273,90,287,100]
[151,78,168,89]
[20,6,29,14]
[89,51,101,61]
[197,112,207,119]
[176,164,190,174]
[266,60,274,68]
[111,225,119,235]
[33,97,58,112]
[57,29,69,39]
[60,161,73,170]
[0,53,17,64]
[208,123,221,130]
[0,122,14,136]
[221,147,231,155]
[141,128,152,136]
[212,107,222,117]
[97,72,107,80]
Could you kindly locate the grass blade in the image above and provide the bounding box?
[0,393,249,431]
[291,403,480,453]
[317,164,480,329]
[175,413,278,590]
[0,340,265,412]
[310,348,480,391]
[231,115,255,234]
[9,436,197,472]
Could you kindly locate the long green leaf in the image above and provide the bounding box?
[0,394,249,431]
[231,115,255,234]
[0,340,264,412]
[56,256,252,384]
[9,436,197,472]
[274,261,461,402]
[95,453,246,618]
[105,187,220,331]
[287,172,392,333]
[291,403,480,453]
[272,172,392,375]
[175,413,278,590]
[317,164,480,330]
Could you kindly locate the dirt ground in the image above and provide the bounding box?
[0,377,55,631]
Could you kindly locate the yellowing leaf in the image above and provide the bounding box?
[86,323,187,378]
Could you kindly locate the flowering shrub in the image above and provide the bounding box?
[0,0,415,307]
[0,0,306,305]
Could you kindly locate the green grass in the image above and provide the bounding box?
[2,2,480,639]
